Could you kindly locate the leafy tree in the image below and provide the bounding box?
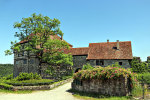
[0,64,13,77]
[131,57,149,73]
[5,13,73,75]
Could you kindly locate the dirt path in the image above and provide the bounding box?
[0,82,80,100]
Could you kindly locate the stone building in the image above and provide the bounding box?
[13,35,73,78]
[14,37,133,77]
[64,40,133,72]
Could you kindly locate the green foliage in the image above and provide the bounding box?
[74,67,137,89]
[16,72,41,81]
[82,63,93,70]
[0,83,13,90]
[61,76,72,80]
[131,57,149,73]
[0,64,13,77]
[137,73,150,84]
[43,39,73,66]
[5,74,13,80]
[131,83,143,97]
[5,13,73,75]
[110,62,122,68]
[5,79,54,86]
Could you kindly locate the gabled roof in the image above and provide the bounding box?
[19,34,73,47]
[87,41,132,59]
[65,41,133,60]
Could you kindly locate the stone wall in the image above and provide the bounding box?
[72,55,131,71]
[73,55,87,71]
[72,76,131,96]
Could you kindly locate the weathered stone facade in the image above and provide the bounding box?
[72,76,131,96]
[14,49,40,77]
[72,55,131,71]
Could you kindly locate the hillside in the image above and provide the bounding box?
[0,64,13,77]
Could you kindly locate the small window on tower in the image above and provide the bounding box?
[23,59,27,64]
[119,62,122,65]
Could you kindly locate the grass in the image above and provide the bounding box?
[67,89,131,100]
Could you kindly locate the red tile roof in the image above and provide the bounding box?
[19,34,73,47]
[65,41,132,60]
[64,47,89,55]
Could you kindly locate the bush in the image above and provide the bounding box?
[16,72,41,81]
[82,63,93,70]
[110,62,122,68]
[0,83,13,90]
[6,79,54,86]
[137,73,150,84]
[5,74,13,80]
[131,83,143,97]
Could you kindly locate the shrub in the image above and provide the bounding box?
[16,72,41,81]
[82,63,93,70]
[5,74,13,80]
[137,73,150,84]
[74,67,137,89]
[6,79,54,86]
[0,83,13,90]
[109,62,122,68]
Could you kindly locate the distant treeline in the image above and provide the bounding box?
[0,64,13,77]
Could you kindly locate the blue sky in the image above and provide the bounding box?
[0,0,150,64]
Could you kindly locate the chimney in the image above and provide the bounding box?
[107,39,109,43]
[61,35,63,40]
[117,40,119,50]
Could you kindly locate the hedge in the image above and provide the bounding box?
[5,79,54,86]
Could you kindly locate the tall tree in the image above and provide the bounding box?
[5,13,73,75]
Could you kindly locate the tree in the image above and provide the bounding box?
[5,13,73,76]
[131,57,149,73]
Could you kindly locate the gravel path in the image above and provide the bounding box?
[0,82,80,100]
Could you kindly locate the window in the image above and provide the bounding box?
[119,62,122,65]
[22,51,24,56]
[23,59,27,64]
[30,59,34,64]
[96,60,104,66]
[16,61,19,64]
[96,60,100,65]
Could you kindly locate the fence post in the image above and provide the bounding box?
[142,76,145,99]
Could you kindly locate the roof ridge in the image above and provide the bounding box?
[89,41,131,44]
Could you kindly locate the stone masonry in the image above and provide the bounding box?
[72,76,131,96]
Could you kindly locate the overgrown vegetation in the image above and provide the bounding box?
[82,63,94,70]
[0,64,13,77]
[15,72,41,81]
[74,67,137,89]
[5,79,54,86]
